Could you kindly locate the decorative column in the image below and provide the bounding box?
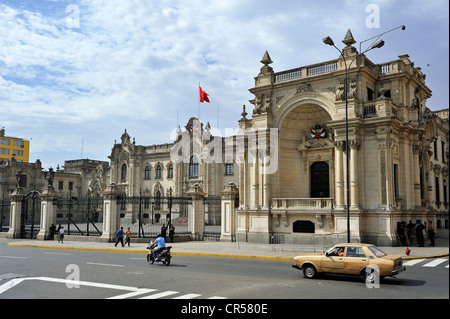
[37,189,61,240]
[99,183,122,242]
[334,141,345,209]
[220,182,239,242]
[349,140,360,209]
[6,190,24,239]
[187,183,206,241]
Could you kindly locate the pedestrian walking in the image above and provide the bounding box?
[427,220,436,247]
[169,224,175,243]
[59,226,65,243]
[115,227,124,247]
[125,227,131,247]
[57,224,62,242]
[415,220,425,247]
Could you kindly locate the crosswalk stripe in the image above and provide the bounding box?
[108,289,157,299]
[173,293,202,299]
[140,291,179,299]
[423,259,448,267]
[403,259,425,266]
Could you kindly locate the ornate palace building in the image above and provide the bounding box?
[1,30,448,245]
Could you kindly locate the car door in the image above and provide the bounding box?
[320,246,346,274]
[344,247,369,275]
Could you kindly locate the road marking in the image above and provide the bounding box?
[140,291,179,299]
[0,276,227,299]
[86,262,124,267]
[108,288,158,299]
[0,255,27,259]
[423,259,448,267]
[403,259,425,266]
[173,293,202,299]
[44,252,71,256]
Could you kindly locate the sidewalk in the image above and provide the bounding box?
[4,237,448,261]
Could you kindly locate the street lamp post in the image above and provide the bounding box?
[323,26,405,243]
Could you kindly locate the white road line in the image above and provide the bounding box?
[403,259,425,266]
[108,288,158,299]
[423,259,448,267]
[44,252,71,256]
[140,291,179,299]
[86,262,124,267]
[0,255,27,259]
[173,293,202,299]
[0,278,26,295]
[208,296,228,299]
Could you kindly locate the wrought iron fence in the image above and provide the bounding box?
[0,199,10,232]
[53,194,103,236]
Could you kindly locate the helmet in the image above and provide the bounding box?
[156,233,161,237]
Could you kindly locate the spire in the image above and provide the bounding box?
[342,29,356,47]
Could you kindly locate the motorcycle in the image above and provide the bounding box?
[147,242,172,266]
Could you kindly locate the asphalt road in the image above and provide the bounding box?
[0,244,448,301]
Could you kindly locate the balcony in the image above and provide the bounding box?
[271,198,334,211]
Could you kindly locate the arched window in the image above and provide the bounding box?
[145,166,151,180]
[190,156,199,177]
[121,164,127,181]
[168,164,173,179]
[156,164,162,179]
[155,191,161,210]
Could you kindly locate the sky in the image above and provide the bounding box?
[1,0,449,170]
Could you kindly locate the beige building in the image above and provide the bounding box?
[236,31,448,245]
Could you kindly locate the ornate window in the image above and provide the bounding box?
[155,191,161,210]
[156,164,162,179]
[121,164,127,181]
[225,160,233,176]
[168,164,173,179]
[190,156,199,177]
[145,166,151,180]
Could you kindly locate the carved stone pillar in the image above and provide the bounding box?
[349,140,360,209]
[334,141,345,209]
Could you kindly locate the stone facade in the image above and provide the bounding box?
[236,34,448,245]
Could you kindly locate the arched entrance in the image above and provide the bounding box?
[310,161,329,198]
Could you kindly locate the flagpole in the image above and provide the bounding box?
[198,83,201,121]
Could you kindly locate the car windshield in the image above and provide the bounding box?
[368,246,387,257]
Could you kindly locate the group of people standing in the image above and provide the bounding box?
[397,219,436,247]
[114,224,176,247]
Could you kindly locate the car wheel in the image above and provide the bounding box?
[303,264,317,279]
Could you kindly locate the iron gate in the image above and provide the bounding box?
[21,189,41,239]
[116,194,192,239]
[53,193,103,236]
[204,195,221,240]
[0,198,11,233]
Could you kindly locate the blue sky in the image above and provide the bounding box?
[1,0,448,169]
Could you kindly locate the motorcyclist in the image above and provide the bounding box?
[152,233,166,261]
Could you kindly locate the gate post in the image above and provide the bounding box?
[220,183,239,242]
[5,189,24,239]
[99,183,121,242]
[37,189,60,240]
[187,183,206,241]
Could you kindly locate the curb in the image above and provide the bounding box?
[7,243,447,261]
[7,243,293,261]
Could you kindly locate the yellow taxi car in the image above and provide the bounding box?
[292,243,406,281]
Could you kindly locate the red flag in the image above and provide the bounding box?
[199,86,210,103]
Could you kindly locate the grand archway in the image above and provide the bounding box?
[275,103,333,199]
